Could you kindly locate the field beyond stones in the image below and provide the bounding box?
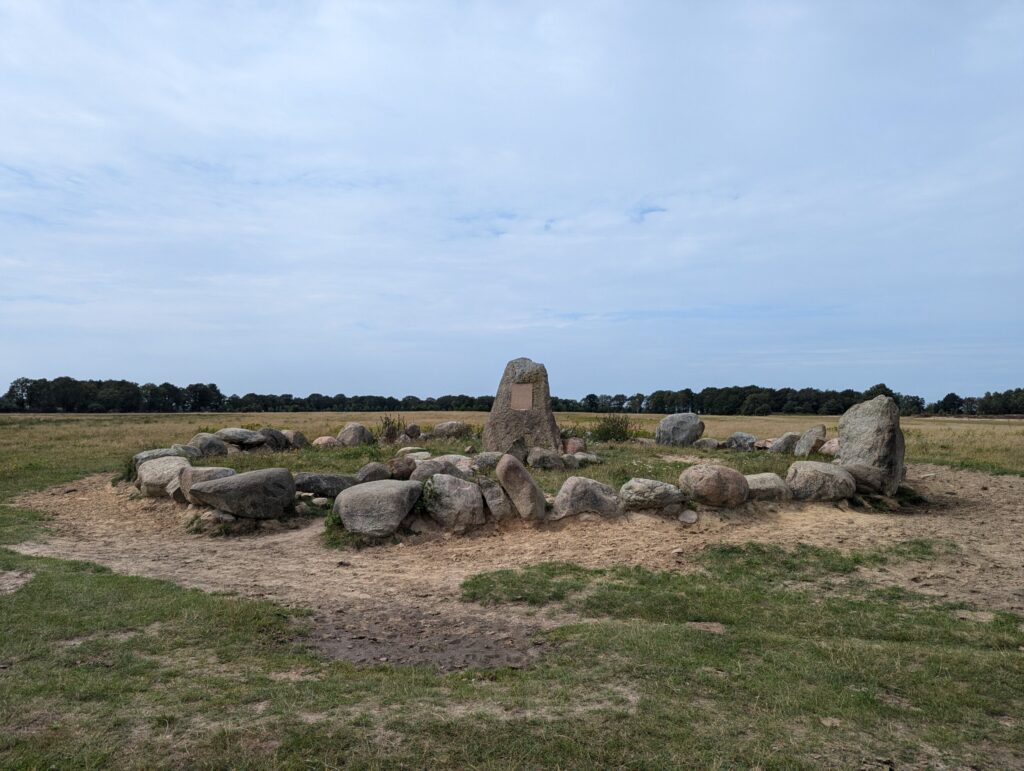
[2,412,1024,768]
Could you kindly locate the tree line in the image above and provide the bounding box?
[3,376,1021,416]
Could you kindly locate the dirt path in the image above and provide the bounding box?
[10,464,1024,668]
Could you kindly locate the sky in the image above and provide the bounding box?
[1,1,1022,402]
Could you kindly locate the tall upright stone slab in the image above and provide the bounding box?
[483,357,562,454]
[836,395,905,496]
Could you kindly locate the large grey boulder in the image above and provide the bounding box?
[214,428,267,448]
[433,420,473,439]
[794,425,827,457]
[410,458,470,482]
[333,480,422,538]
[337,423,375,447]
[655,413,705,447]
[745,473,792,502]
[136,456,191,498]
[294,472,357,498]
[188,468,296,519]
[478,477,514,521]
[836,396,905,495]
[724,432,757,451]
[619,478,686,516]
[678,464,748,508]
[132,446,191,473]
[258,428,291,451]
[786,461,856,501]
[495,454,547,520]
[526,447,565,470]
[179,466,237,505]
[552,477,623,520]
[355,462,391,484]
[424,474,485,532]
[281,430,309,449]
[186,433,230,457]
[483,358,562,454]
[769,432,801,454]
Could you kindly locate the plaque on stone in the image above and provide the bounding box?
[511,383,533,411]
[483,357,562,453]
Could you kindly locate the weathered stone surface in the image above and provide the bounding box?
[337,423,375,447]
[478,477,514,521]
[693,438,720,451]
[424,474,485,532]
[745,473,792,502]
[552,477,624,520]
[396,446,428,456]
[132,446,190,473]
[356,462,391,484]
[769,432,801,454]
[470,451,503,471]
[136,456,191,498]
[387,456,417,480]
[818,438,840,457]
[495,454,547,520]
[724,432,757,451]
[573,452,602,465]
[258,428,290,451]
[333,480,423,538]
[433,420,472,439]
[312,436,341,448]
[786,461,856,501]
[293,472,356,498]
[526,447,565,470]
[754,439,774,450]
[189,468,296,519]
[405,424,422,439]
[180,466,237,505]
[187,433,230,457]
[678,509,699,524]
[678,464,748,508]
[214,428,267,448]
[563,437,587,454]
[170,443,203,460]
[483,358,562,454]
[837,396,905,495]
[794,425,827,457]
[561,454,580,470]
[619,478,686,515]
[281,430,310,449]
[410,458,470,482]
[655,413,705,447]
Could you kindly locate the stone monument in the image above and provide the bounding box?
[483,357,562,456]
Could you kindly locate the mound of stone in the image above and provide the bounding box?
[786,461,856,501]
[483,357,562,453]
[655,413,704,447]
[794,425,827,457]
[136,456,191,498]
[769,432,801,454]
[188,468,295,519]
[619,478,686,516]
[836,396,905,495]
[424,474,485,532]
[745,473,792,502]
[678,464,748,508]
[495,454,546,520]
[551,477,623,520]
[337,423,374,447]
[294,472,356,498]
[333,480,423,538]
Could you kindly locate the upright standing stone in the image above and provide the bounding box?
[836,396,905,495]
[483,358,562,453]
[655,413,705,446]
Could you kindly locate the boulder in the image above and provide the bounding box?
[337,423,375,447]
[257,428,290,451]
[396,446,428,456]
[470,451,503,471]
[818,438,840,457]
[433,420,472,439]
[214,428,267,448]
[837,396,905,495]
[180,466,237,505]
[483,357,562,454]
[495,454,547,520]
[561,454,580,470]
[356,462,391,484]
[563,437,587,454]
[410,458,470,482]
[786,461,856,501]
[478,477,514,521]
[170,443,203,460]
[678,464,748,508]
[526,447,566,470]
[136,456,191,498]
[281,430,310,449]
[693,438,720,451]
[405,424,422,439]
[132,446,190,473]
[655,413,705,447]
[619,478,686,516]
[188,468,296,519]
[794,425,827,457]
[333,480,423,538]
[552,477,624,520]
[186,433,229,457]
[293,472,357,498]
[573,452,602,465]
[724,432,757,451]
[387,455,417,480]
[745,473,792,502]
[754,439,774,450]
[312,436,341,448]
[769,432,801,454]
[424,474,485,532]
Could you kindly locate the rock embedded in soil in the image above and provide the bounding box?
[132,446,191,473]
[551,477,624,520]
[678,464,749,508]
[410,458,470,483]
[483,357,562,454]
[794,425,827,457]
[478,477,514,521]
[724,432,757,451]
[136,456,191,498]
[180,467,238,505]
[693,438,720,450]
[433,420,472,439]
[526,446,565,470]
[786,461,856,501]
[745,472,793,502]
[355,462,391,484]
[281,430,309,449]
[655,413,705,447]
[312,436,341,448]
[337,422,375,447]
[769,432,801,454]
[563,437,587,454]
[333,480,423,538]
[294,472,357,498]
[619,478,686,515]
[424,474,485,532]
[188,468,296,519]
[214,427,268,448]
[495,454,547,520]
[387,456,417,480]
[186,433,230,457]
[837,395,905,496]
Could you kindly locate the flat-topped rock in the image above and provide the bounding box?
[188,468,295,519]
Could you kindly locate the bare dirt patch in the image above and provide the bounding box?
[0,569,35,595]
[10,464,1024,668]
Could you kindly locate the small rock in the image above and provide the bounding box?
[526,446,565,470]
[551,477,623,520]
[678,464,748,508]
[355,462,391,484]
[745,472,792,502]
[312,436,342,448]
[678,509,699,524]
[337,423,375,447]
[724,432,757,451]
[769,432,801,454]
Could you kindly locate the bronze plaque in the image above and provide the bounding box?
[511,383,533,411]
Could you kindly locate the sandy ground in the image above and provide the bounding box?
[9,463,1024,669]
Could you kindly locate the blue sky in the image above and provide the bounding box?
[1,1,1022,401]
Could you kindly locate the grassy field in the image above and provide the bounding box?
[2,412,1024,767]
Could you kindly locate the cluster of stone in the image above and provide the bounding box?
[664,419,835,459]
